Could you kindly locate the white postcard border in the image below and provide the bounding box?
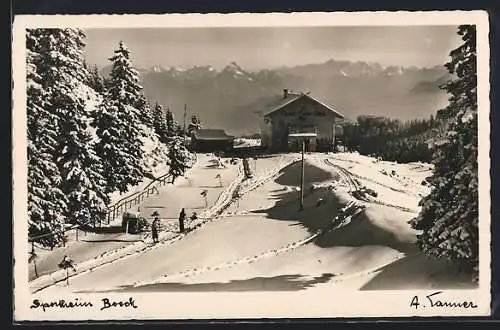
[12,11,491,321]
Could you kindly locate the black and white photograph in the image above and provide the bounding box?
[12,12,491,320]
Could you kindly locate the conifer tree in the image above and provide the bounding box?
[40,29,108,226]
[27,28,109,241]
[136,95,154,130]
[93,41,146,193]
[167,137,191,183]
[88,65,106,94]
[152,102,167,141]
[26,29,68,245]
[410,25,479,281]
[165,108,178,137]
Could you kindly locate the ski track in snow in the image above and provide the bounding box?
[132,155,370,288]
[128,153,427,290]
[133,201,365,287]
[323,157,420,214]
[30,155,300,293]
[32,153,429,293]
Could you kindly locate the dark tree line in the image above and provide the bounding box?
[340,115,446,163]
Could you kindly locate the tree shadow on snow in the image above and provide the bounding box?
[359,252,477,290]
[250,160,421,255]
[250,188,344,234]
[314,210,418,254]
[249,161,344,235]
[76,273,336,293]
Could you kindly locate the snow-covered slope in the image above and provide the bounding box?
[37,153,473,295]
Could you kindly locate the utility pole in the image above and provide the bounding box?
[288,133,316,211]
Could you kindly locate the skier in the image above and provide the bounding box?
[179,208,186,233]
[151,212,160,243]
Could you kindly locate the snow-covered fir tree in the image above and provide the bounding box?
[167,137,191,183]
[152,102,168,142]
[137,122,169,178]
[53,32,109,227]
[88,65,106,94]
[93,41,146,194]
[27,28,109,243]
[26,29,68,245]
[135,95,154,130]
[94,41,169,192]
[410,25,479,281]
[165,108,178,137]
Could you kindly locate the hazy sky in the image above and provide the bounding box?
[84,26,461,70]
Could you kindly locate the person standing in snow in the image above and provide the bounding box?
[179,208,186,233]
[151,212,160,243]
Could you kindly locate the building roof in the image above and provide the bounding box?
[263,92,344,118]
[192,129,234,141]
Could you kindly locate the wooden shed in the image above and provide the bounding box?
[190,129,234,152]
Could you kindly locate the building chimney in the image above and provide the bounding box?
[283,88,289,99]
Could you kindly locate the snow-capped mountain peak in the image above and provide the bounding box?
[220,62,254,81]
[170,66,186,72]
[384,65,404,76]
[222,62,246,74]
[152,65,164,73]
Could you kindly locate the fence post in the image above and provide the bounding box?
[76,227,79,241]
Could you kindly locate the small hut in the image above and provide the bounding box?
[190,129,234,153]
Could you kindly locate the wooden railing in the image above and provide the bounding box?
[28,153,198,246]
[105,153,198,224]
[105,172,172,225]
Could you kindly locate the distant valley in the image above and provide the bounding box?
[101,59,451,136]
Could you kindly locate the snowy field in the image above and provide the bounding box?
[34,152,475,294]
[28,154,241,285]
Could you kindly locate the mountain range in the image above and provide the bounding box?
[101,59,451,136]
